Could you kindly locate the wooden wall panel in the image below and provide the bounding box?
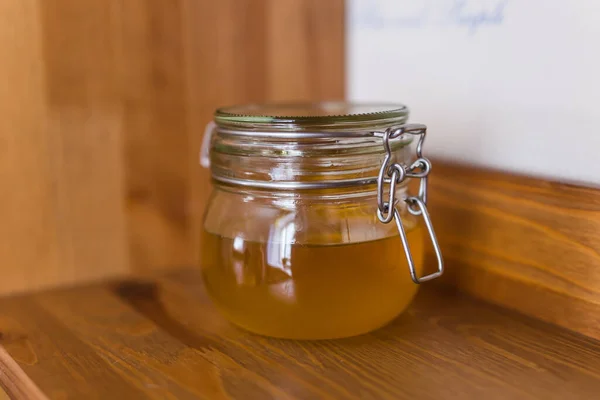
[40,0,129,288]
[0,0,128,295]
[0,0,62,293]
[0,0,345,294]
[267,0,346,101]
[121,0,193,271]
[428,163,600,340]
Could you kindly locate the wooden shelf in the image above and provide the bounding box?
[429,162,600,341]
[1,269,599,399]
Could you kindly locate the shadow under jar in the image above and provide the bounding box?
[200,102,443,340]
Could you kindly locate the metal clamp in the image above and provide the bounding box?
[376,124,444,284]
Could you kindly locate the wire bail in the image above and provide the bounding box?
[376,124,444,284]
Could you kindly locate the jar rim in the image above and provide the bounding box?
[214,101,409,133]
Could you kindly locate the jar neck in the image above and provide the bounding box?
[209,129,414,191]
[212,180,410,207]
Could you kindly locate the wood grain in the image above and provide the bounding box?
[1,269,600,399]
[0,0,129,295]
[120,0,194,271]
[428,162,600,340]
[0,0,344,294]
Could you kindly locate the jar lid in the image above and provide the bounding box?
[214,102,409,135]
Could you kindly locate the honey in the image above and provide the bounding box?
[200,225,424,339]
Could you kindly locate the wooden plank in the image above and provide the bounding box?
[37,287,232,399]
[119,0,193,271]
[0,0,59,294]
[0,0,129,295]
[266,0,346,101]
[428,162,600,339]
[38,0,129,285]
[0,295,146,399]
[3,269,600,399]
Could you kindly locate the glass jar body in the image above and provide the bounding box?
[200,184,424,339]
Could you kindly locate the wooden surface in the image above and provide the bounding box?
[1,269,600,399]
[428,162,600,340]
[0,0,344,295]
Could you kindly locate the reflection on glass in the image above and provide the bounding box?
[266,213,296,302]
[231,235,247,285]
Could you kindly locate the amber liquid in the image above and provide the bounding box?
[200,228,424,339]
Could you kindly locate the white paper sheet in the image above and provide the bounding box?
[348,0,600,185]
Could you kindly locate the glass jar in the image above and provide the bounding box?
[200,102,443,340]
